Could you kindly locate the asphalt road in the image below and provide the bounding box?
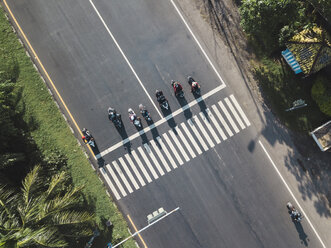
[5,0,326,247]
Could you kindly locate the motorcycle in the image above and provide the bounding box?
[108,107,122,128]
[82,128,95,147]
[287,202,303,222]
[128,108,142,128]
[139,104,152,122]
[187,76,201,96]
[155,90,169,110]
[171,80,184,98]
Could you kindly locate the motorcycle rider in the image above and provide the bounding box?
[108,107,121,122]
[156,90,166,103]
[139,104,150,120]
[171,80,183,97]
[82,128,95,147]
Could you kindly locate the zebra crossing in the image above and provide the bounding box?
[101,94,251,200]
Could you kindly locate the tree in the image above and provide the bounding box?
[311,74,331,116]
[0,165,94,248]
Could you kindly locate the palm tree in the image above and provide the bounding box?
[0,165,94,248]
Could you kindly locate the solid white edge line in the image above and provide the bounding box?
[170,0,226,87]
[89,0,162,118]
[258,140,326,248]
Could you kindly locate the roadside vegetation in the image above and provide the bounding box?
[0,7,135,248]
[239,0,331,132]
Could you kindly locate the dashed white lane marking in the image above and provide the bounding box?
[124,154,146,187]
[230,94,251,127]
[156,136,178,169]
[175,126,196,158]
[206,108,227,140]
[89,0,162,119]
[118,157,139,190]
[106,163,127,197]
[259,140,326,248]
[132,150,152,183]
[138,147,159,179]
[211,104,233,137]
[199,112,221,144]
[113,161,133,193]
[187,118,208,151]
[218,101,239,133]
[95,84,226,159]
[163,133,184,165]
[150,140,171,173]
[169,129,190,162]
[144,143,165,176]
[224,97,245,130]
[101,168,121,200]
[181,122,202,155]
[193,115,214,148]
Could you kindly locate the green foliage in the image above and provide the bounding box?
[311,75,331,116]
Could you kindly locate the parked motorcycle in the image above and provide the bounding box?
[155,90,169,110]
[82,128,95,147]
[187,76,201,96]
[128,108,142,128]
[287,202,303,222]
[108,107,122,128]
[171,80,184,98]
[139,104,152,122]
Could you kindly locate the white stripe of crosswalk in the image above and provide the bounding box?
[163,133,184,165]
[211,104,233,137]
[144,143,165,176]
[218,101,239,133]
[181,122,202,155]
[205,108,227,140]
[124,154,146,187]
[229,94,251,127]
[156,136,178,169]
[132,150,152,183]
[199,112,221,144]
[193,115,214,148]
[118,157,139,190]
[112,161,133,193]
[169,129,190,162]
[150,140,171,172]
[101,168,121,200]
[138,146,159,179]
[175,126,196,158]
[106,164,127,197]
[187,118,208,151]
[224,97,245,130]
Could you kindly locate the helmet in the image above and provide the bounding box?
[82,136,86,139]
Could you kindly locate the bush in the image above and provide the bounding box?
[311,75,331,116]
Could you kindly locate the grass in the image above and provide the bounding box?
[0,7,136,248]
[252,56,329,133]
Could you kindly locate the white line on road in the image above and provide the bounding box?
[89,0,162,118]
[230,95,251,127]
[150,140,171,172]
[259,140,326,248]
[187,118,208,151]
[199,112,221,144]
[132,150,152,183]
[175,126,196,158]
[144,143,165,176]
[205,108,227,140]
[169,129,190,162]
[163,133,184,165]
[193,115,214,148]
[224,97,245,130]
[156,136,178,169]
[113,161,133,193]
[218,101,239,133]
[211,104,233,137]
[118,157,139,190]
[124,154,146,187]
[106,164,127,197]
[181,122,202,155]
[101,168,121,200]
[138,146,159,179]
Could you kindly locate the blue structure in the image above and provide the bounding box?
[281,49,303,74]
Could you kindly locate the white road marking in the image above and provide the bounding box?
[199,112,221,144]
[150,140,171,173]
[175,126,196,158]
[169,0,226,87]
[224,97,245,130]
[89,0,162,118]
[230,94,251,127]
[144,143,165,176]
[132,150,152,183]
[181,122,202,155]
[95,84,226,159]
[218,101,239,133]
[169,129,190,162]
[124,154,145,187]
[138,147,159,179]
[101,168,121,200]
[211,104,233,137]
[106,164,127,197]
[193,115,214,148]
[259,140,326,248]
[118,157,139,190]
[112,161,133,193]
[163,133,184,165]
[187,118,208,151]
[156,136,178,169]
[206,108,227,140]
